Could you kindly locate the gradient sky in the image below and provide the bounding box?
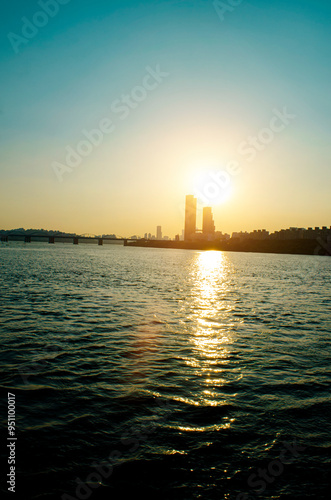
[0,0,330,237]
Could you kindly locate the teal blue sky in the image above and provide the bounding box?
[0,0,330,236]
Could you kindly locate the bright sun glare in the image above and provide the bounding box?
[191,168,233,207]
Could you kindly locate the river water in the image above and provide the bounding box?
[0,243,330,499]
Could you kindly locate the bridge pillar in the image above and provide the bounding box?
[73,238,79,245]
[25,236,31,243]
[1,236,8,242]
[98,238,103,246]
[49,237,55,244]
[124,239,128,246]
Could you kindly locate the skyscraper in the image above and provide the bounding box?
[156,226,162,240]
[203,207,215,239]
[184,195,197,241]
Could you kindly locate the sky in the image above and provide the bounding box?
[0,0,330,237]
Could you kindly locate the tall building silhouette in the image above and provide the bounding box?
[203,207,215,238]
[156,226,162,240]
[184,195,197,241]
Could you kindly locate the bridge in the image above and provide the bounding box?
[0,233,136,246]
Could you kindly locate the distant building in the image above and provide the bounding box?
[215,231,230,241]
[156,226,162,240]
[202,207,215,240]
[232,231,250,240]
[251,229,269,240]
[184,195,197,241]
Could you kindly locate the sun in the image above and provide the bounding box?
[191,169,233,207]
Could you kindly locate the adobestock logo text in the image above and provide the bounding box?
[192,107,295,207]
[8,0,71,54]
[51,65,169,182]
[238,107,296,162]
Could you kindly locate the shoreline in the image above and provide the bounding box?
[125,238,330,256]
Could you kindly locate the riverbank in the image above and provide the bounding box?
[125,238,329,256]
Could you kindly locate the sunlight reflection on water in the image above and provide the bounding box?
[0,245,330,500]
[182,251,241,408]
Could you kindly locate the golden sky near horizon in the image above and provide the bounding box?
[1,1,330,237]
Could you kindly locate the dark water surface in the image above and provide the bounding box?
[0,243,330,499]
